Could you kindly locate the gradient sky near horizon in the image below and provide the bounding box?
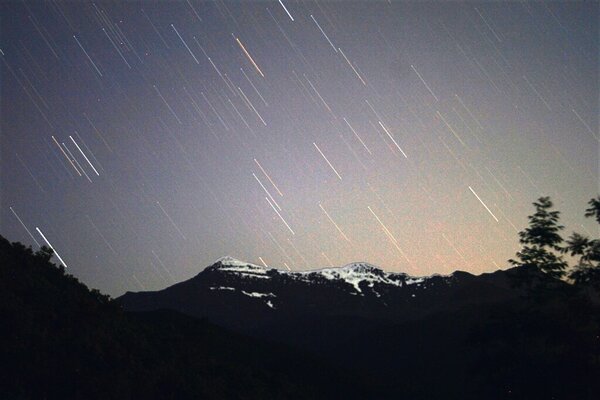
[1,1,598,296]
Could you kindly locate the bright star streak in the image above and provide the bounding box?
[319,203,351,242]
[266,197,295,235]
[367,206,410,263]
[278,0,294,21]
[468,186,499,222]
[35,227,69,267]
[313,142,342,180]
[259,256,270,268]
[52,135,81,176]
[254,158,283,196]
[69,135,100,176]
[73,35,102,77]
[63,142,92,182]
[9,206,41,247]
[410,64,438,102]
[253,173,281,210]
[310,14,337,52]
[171,24,200,64]
[343,117,372,154]
[338,48,366,85]
[236,37,264,77]
[378,121,408,158]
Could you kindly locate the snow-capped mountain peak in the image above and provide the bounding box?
[207,257,453,294]
[340,262,383,274]
[121,257,518,330]
[297,262,401,293]
[214,256,256,267]
[211,256,271,277]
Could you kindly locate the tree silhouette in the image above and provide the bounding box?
[509,196,568,280]
[585,196,600,224]
[35,245,54,263]
[565,196,600,291]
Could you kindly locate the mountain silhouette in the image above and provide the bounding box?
[119,256,525,332]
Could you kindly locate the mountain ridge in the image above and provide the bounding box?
[128,256,467,298]
[208,255,451,276]
[119,257,521,333]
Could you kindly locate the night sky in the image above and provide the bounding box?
[1,1,597,297]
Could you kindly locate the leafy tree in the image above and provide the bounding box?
[565,196,600,291]
[509,196,568,280]
[585,196,600,224]
[35,245,54,263]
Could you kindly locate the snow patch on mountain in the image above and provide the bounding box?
[210,286,235,291]
[404,277,426,285]
[238,273,271,279]
[214,256,256,266]
[241,290,276,298]
[293,262,405,293]
[212,256,271,277]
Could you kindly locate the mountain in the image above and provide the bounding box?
[119,256,519,331]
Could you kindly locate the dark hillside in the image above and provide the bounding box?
[0,235,371,399]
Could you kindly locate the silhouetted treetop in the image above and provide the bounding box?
[510,196,568,280]
[585,196,600,224]
[566,196,600,290]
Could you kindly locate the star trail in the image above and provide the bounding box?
[1,1,597,296]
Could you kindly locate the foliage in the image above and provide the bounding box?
[585,196,600,224]
[508,194,600,298]
[565,196,600,291]
[509,197,568,281]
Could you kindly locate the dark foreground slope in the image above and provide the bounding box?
[0,236,372,400]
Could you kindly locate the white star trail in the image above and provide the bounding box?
[468,186,499,222]
[378,121,408,158]
[254,158,283,196]
[367,206,410,263]
[253,172,281,210]
[69,135,100,176]
[9,206,41,247]
[73,35,102,77]
[278,0,294,22]
[313,142,342,180]
[338,48,366,85]
[310,14,337,52]
[319,203,351,242]
[410,64,438,102]
[171,24,200,64]
[235,36,264,77]
[35,227,69,268]
[51,135,81,176]
[266,196,295,235]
